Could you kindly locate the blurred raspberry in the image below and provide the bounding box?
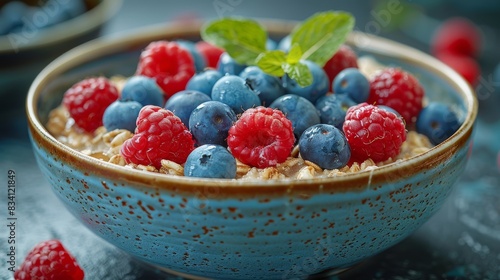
[121,105,195,168]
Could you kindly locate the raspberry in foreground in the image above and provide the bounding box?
[136,41,196,99]
[367,67,424,124]
[62,77,119,133]
[14,239,84,280]
[343,103,406,163]
[227,106,295,168]
[121,105,195,168]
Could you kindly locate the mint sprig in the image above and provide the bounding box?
[201,11,355,87]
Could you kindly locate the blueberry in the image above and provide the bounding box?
[277,35,291,53]
[240,66,285,106]
[315,94,356,130]
[164,90,211,127]
[103,100,142,132]
[176,39,207,72]
[211,75,260,114]
[184,144,237,179]
[186,69,223,96]
[333,68,370,103]
[189,101,237,147]
[282,60,329,103]
[217,52,246,75]
[270,94,320,139]
[299,124,351,169]
[416,102,461,145]
[121,76,164,107]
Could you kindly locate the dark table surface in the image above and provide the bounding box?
[1,1,500,279]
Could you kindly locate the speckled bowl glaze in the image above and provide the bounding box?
[26,21,477,280]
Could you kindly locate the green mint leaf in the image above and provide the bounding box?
[291,11,355,67]
[201,18,267,65]
[283,62,313,87]
[256,50,287,77]
[286,43,302,64]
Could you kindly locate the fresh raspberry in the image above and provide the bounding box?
[195,41,224,69]
[14,239,84,280]
[343,103,406,163]
[227,106,295,168]
[136,41,195,99]
[431,17,481,58]
[121,105,195,168]
[323,44,358,91]
[367,68,424,124]
[436,52,480,86]
[62,77,119,133]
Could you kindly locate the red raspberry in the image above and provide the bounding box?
[14,239,84,280]
[431,17,481,58]
[343,103,406,163]
[195,41,224,69]
[367,68,424,124]
[136,41,195,99]
[227,107,295,168]
[62,77,119,133]
[121,105,195,168]
[323,44,358,91]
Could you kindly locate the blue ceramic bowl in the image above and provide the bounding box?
[26,21,477,280]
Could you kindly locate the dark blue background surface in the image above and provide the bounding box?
[1,1,499,279]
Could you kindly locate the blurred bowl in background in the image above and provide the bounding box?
[0,0,121,105]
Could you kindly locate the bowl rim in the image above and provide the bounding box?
[26,20,478,196]
[0,0,122,54]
